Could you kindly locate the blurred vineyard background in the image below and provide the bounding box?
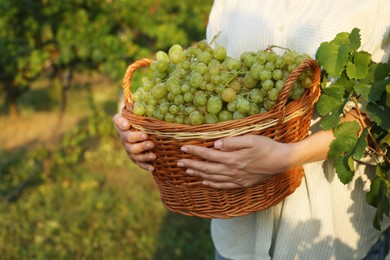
[0,0,214,259]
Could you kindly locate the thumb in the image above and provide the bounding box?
[214,135,256,151]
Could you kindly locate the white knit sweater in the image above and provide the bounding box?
[206,0,390,259]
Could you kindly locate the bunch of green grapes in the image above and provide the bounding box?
[132,40,313,125]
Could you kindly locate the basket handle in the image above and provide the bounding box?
[122,58,153,106]
[272,58,321,124]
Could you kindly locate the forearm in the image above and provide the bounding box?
[286,112,361,168]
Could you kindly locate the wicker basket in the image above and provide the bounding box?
[121,58,321,218]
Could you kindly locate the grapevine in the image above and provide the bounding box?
[315,28,390,230]
[132,40,314,125]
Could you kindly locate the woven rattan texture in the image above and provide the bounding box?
[121,58,321,218]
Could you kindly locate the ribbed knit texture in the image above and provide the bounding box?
[206,0,390,259]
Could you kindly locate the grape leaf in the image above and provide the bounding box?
[348,27,362,52]
[352,128,368,160]
[331,73,355,92]
[320,112,341,130]
[323,85,345,99]
[316,94,342,116]
[333,121,360,137]
[334,156,354,184]
[346,51,371,80]
[370,62,390,81]
[330,32,350,46]
[329,135,357,158]
[386,84,390,107]
[316,42,349,77]
[364,103,390,131]
[353,82,371,101]
[366,175,390,230]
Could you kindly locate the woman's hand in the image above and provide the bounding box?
[177,135,297,189]
[113,113,156,172]
[177,129,334,189]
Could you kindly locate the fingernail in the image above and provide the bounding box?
[146,142,154,149]
[202,180,209,186]
[181,146,189,153]
[186,169,194,175]
[177,161,185,167]
[141,133,148,139]
[148,154,156,160]
[214,140,222,149]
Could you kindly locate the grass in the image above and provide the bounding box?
[0,73,214,259]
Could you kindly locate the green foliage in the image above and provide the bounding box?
[316,28,390,229]
[0,0,212,111]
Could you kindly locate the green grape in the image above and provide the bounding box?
[174,95,184,106]
[265,61,275,71]
[197,50,213,64]
[212,45,227,61]
[266,51,278,62]
[210,74,221,84]
[167,92,175,102]
[170,51,186,64]
[301,77,312,89]
[214,84,225,94]
[166,77,181,93]
[283,52,295,65]
[219,71,231,85]
[275,80,285,91]
[185,105,196,115]
[227,99,237,112]
[249,88,264,104]
[203,72,211,82]
[169,105,180,115]
[248,102,259,115]
[196,62,208,74]
[181,83,191,93]
[236,98,250,114]
[249,62,265,80]
[177,60,190,70]
[264,99,276,110]
[145,104,155,117]
[225,57,241,70]
[143,79,154,91]
[288,63,298,72]
[244,73,257,89]
[272,69,283,80]
[154,60,169,72]
[159,103,169,115]
[190,72,203,88]
[218,110,233,121]
[197,39,209,50]
[152,109,164,120]
[242,51,257,67]
[275,57,285,69]
[152,83,168,100]
[193,92,207,106]
[174,115,185,124]
[204,114,219,124]
[189,111,204,125]
[207,96,223,115]
[221,88,236,102]
[183,92,194,103]
[256,51,267,64]
[187,46,201,57]
[227,78,241,93]
[156,50,169,62]
[133,102,146,116]
[164,113,175,123]
[233,111,246,120]
[259,70,272,81]
[171,68,186,79]
[132,91,142,102]
[267,88,280,101]
[169,44,183,55]
[206,83,215,92]
[209,63,221,75]
[262,79,274,90]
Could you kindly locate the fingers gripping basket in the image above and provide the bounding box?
[121,58,321,218]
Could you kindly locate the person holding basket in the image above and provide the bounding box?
[114,0,390,259]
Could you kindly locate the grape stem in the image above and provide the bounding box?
[267,45,291,52]
[224,70,242,87]
[350,96,390,165]
[209,31,222,46]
